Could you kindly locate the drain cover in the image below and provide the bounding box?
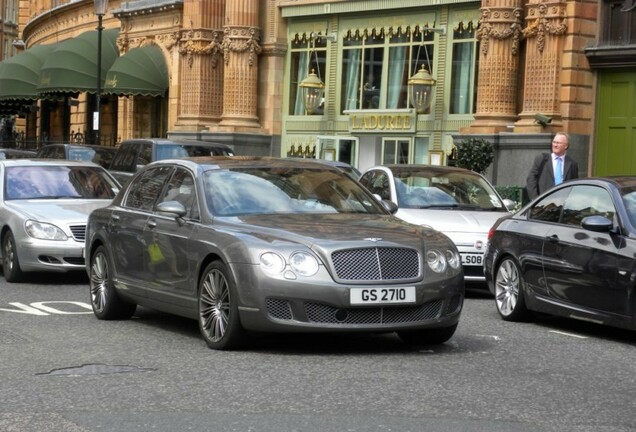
[36,363,156,376]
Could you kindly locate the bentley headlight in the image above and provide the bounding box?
[259,252,285,274]
[445,249,461,270]
[25,220,68,241]
[289,251,319,276]
[426,249,447,273]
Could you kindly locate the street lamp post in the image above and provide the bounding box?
[93,0,108,145]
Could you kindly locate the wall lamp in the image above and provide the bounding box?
[408,26,445,114]
[299,32,336,114]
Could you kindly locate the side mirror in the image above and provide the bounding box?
[502,199,516,211]
[156,200,187,219]
[381,199,398,214]
[581,215,613,233]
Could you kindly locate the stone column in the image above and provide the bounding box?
[218,0,262,130]
[175,0,225,130]
[464,0,524,133]
[515,0,568,132]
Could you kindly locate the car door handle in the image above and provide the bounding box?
[147,220,157,229]
[547,234,559,243]
[110,214,120,221]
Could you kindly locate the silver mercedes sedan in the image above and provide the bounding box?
[360,165,514,283]
[0,159,120,282]
[85,157,465,350]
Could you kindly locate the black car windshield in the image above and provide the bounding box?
[4,165,119,200]
[393,169,505,211]
[204,167,385,216]
[622,189,636,228]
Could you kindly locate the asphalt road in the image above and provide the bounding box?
[1,274,635,432]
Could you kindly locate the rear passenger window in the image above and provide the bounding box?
[110,143,137,171]
[124,166,173,211]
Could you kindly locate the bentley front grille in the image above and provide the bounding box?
[331,247,419,282]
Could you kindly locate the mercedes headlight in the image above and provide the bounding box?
[25,220,68,241]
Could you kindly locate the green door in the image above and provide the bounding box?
[595,70,636,176]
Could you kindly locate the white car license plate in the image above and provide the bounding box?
[350,287,416,305]
[461,253,483,266]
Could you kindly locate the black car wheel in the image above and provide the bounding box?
[198,261,246,350]
[494,257,530,321]
[397,323,458,346]
[2,231,24,283]
[89,245,136,320]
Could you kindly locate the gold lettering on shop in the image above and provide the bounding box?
[349,112,415,133]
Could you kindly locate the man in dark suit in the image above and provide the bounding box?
[526,132,579,200]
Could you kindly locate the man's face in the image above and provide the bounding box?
[552,135,568,156]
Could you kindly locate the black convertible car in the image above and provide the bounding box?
[484,177,636,332]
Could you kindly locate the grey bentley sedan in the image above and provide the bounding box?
[85,157,464,350]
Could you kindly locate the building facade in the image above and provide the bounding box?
[2,0,636,188]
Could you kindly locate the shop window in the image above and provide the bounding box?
[289,33,327,115]
[341,27,435,113]
[382,138,411,164]
[316,136,359,167]
[449,21,478,114]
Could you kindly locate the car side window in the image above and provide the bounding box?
[360,170,390,200]
[123,166,173,211]
[110,142,137,171]
[561,185,616,226]
[159,168,199,220]
[529,187,571,223]
[138,143,153,166]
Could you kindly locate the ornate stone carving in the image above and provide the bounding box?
[117,32,179,55]
[221,26,262,66]
[156,32,181,51]
[179,29,223,68]
[477,7,524,55]
[523,3,567,53]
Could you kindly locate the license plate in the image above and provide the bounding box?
[461,253,483,266]
[350,287,416,305]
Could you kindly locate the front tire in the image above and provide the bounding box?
[89,245,136,320]
[494,257,530,321]
[2,231,24,283]
[198,261,246,350]
[398,323,458,346]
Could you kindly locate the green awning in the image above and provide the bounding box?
[103,45,168,97]
[38,28,120,94]
[0,44,56,101]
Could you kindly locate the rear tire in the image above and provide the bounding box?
[89,245,136,320]
[198,261,246,350]
[398,323,458,346]
[2,231,24,283]
[494,257,530,321]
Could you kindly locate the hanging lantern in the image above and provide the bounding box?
[299,69,325,114]
[408,65,436,114]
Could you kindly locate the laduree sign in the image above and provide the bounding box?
[346,109,416,133]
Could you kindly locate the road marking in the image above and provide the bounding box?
[548,330,588,339]
[0,301,93,315]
